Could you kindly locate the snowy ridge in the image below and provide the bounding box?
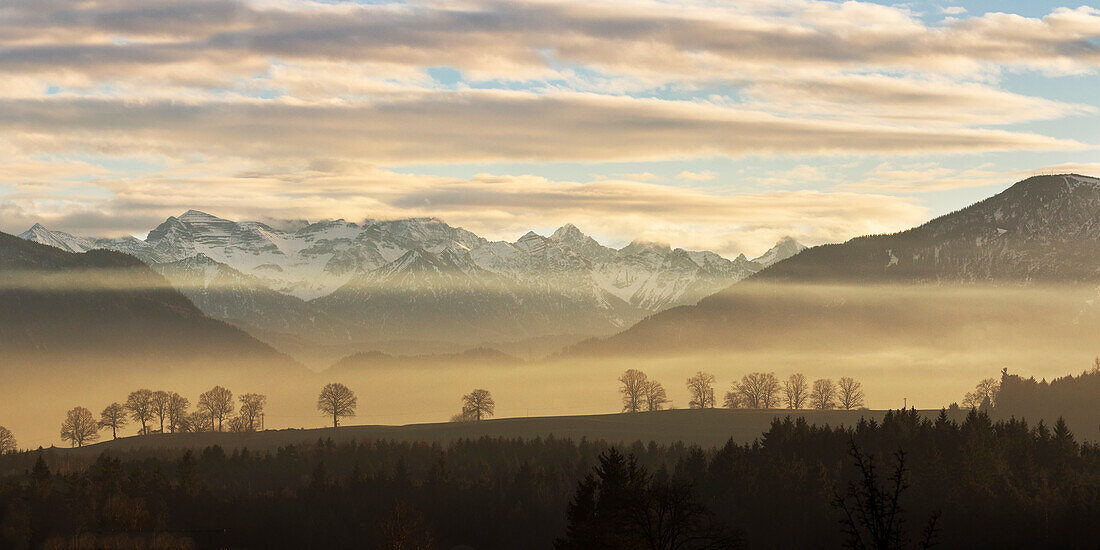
[18,213,805,345]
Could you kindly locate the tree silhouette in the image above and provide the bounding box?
[556,448,741,549]
[686,372,716,409]
[462,389,496,421]
[810,379,836,410]
[98,402,128,439]
[783,373,809,409]
[619,369,649,413]
[643,380,670,411]
[60,406,99,447]
[125,389,154,435]
[737,372,780,408]
[962,378,998,409]
[199,386,234,432]
[837,378,866,410]
[723,387,742,409]
[238,393,267,431]
[318,383,357,427]
[166,392,190,433]
[0,425,15,453]
[832,443,939,550]
[151,390,171,433]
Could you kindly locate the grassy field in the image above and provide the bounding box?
[54,408,963,456]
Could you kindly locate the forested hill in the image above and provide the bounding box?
[996,366,1100,441]
[0,231,297,370]
[753,174,1100,283]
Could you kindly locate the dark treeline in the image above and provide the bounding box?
[995,364,1100,441]
[1,409,1099,549]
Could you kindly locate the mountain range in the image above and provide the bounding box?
[18,213,804,363]
[567,174,1100,357]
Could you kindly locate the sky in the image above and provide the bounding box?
[0,0,1098,257]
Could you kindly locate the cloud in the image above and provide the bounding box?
[741,73,1094,126]
[675,170,714,181]
[3,1,1099,82]
[0,0,1096,253]
[0,93,1083,164]
[836,162,1100,193]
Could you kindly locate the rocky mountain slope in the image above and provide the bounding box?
[566,174,1100,357]
[20,213,804,358]
[755,174,1100,283]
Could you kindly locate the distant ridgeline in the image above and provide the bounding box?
[996,366,1100,440]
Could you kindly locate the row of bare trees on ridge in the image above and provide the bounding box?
[619,369,866,412]
[52,382,497,447]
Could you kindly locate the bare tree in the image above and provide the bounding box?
[784,373,809,409]
[0,426,15,454]
[125,389,154,435]
[810,378,836,410]
[61,406,99,447]
[318,382,358,427]
[738,372,781,408]
[686,371,716,409]
[962,378,999,409]
[238,393,267,431]
[723,385,743,408]
[226,415,249,433]
[618,369,648,413]
[98,402,128,440]
[167,392,190,433]
[198,386,234,432]
[151,390,171,433]
[838,377,866,410]
[183,410,212,433]
[643,379,670,411]
[462,389,496,421]
[833,443,940,550]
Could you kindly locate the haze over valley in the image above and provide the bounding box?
[1,1,1098,547]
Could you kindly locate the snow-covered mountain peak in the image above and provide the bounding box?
[178,209,222,222]
[550,223,585,242]
[18,224,96,253]
[752,237,808,268]
[620,239,671,257]
[19,212,774,333]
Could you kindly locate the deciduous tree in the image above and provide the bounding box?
[686,372,716,409]
[723,386,742,409]
[462,389,496,421]
[737,372,781,408]
[810,379,836,410]
[837,377,866,410]
[151,390,171,433]
[317,383,357,427]
[618,369,648,413]
[61,406,99,447]
[198,386,234,432]
[125,389,154,435]
[963,378,999,409]
[643,380,669,411]
[167,392,190,433]
[99,402,128,440]
[238,393,267,431]
[783,373,809,409]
